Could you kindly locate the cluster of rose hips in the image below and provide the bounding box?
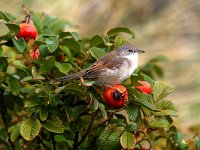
[104,81,152,108]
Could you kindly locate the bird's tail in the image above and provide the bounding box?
[51,71,84,83]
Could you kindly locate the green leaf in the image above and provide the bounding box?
[60,38,80,53]
[125,122,137,132]
[5,23,19,34]
[8,77,21,96]
[24,97,48,108]
[120,131,135,149]
[55,83,84,96]
[20,118,41,141]
[107,27,135,38]
[46,37,59,53]
[8,122,21,142]
[90,34,113,47]
[126,104,139,121]
[43,115,64,133]
[59,31,80,41]
[12,37,26,53]
[149,118,170,128]
[98,103,107,117]
[60,45,74,62]
[40,107,48,121]
[55,62,72,74]
[38,57,55,75]
[0,57,8,72]
[114,36,129,48]
[31,11,43,34]
[0,11,16,21]
[154,100,178,116]
[153,81,174,101]
[97,127,121,150]
[89,47,106,60]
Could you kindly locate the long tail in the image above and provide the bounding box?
[51,71,84,83]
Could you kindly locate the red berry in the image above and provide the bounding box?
[104,85,128,108]
[17,23,38,41]
[135,80,152,94]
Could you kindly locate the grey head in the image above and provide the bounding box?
[116,44,145,56]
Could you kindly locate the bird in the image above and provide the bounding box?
[52,44,144,86]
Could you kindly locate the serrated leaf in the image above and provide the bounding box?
[20,118,41,141]
[89,47,106,60]
[46,37,59,53]
[130,97,157,111]
[153,81,174,101]
[120,131,135,149]
[97,127,121,150]
[38,57,55,75]
[40,107,48,121]
[126,104,139,121]
[0,57,8,72]
[156,100,176,110]
[43,115,64,133]
[55,62,72,74]
[107,27,135,38]
[12,37,26,53]
[8,77,21,96]
[8,122,21,142]
[114,36,129,48]
[5,23,19,34]
[55,83,84,96]
[149,118,170,128]
[155,101,178,116]
[98,103,107,117]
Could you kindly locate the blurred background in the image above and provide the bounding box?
[1,0,200,132]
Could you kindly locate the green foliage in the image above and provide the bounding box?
[0,9,198,150]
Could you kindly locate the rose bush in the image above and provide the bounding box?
[0,8,199,150]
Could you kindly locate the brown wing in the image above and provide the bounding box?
[83,52,125,79]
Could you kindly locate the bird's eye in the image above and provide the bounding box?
[128,49,133,52]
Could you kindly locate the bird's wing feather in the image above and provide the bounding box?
[84,53,125,79]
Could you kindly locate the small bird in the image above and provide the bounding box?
[52,44,144,86]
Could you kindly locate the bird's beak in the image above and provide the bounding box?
[135,49,145,53]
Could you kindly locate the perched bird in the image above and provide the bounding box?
[52,44,144,86]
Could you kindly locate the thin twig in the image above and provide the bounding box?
[50,132,56,150]
[37,136,51,150]
[77,115,95,147]
[73,131,79,150]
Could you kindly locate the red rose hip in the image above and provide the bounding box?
[104,85,128,108]
[17,23,38,41]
